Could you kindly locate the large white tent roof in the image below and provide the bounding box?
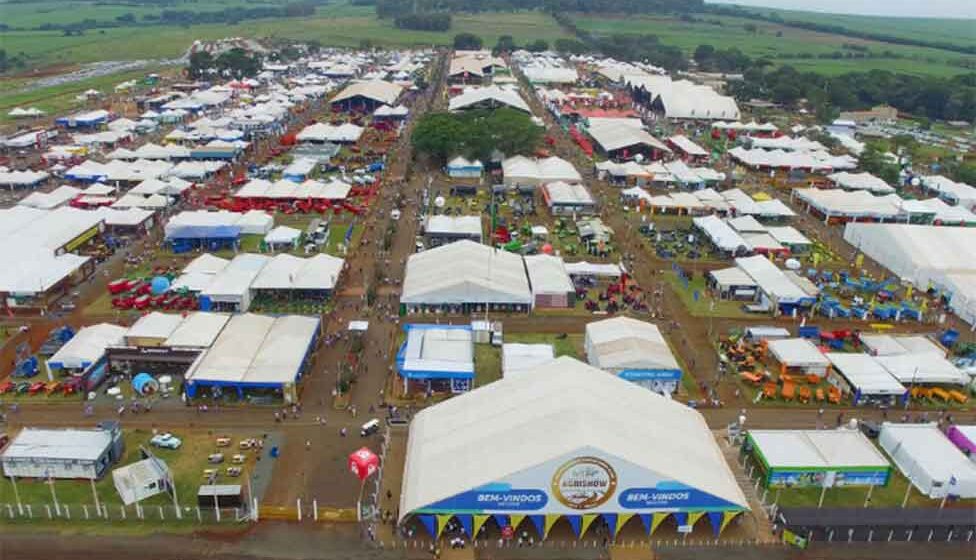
[879,423,976,499]
[331,80,403,106]
[185,313,318,385]
[843,223,976,302]
[48,323,127,369]
[251,253,344,291]
[586,118,670,153]
[163,312,231,348]
[502,156,581,185]
[400,357,747,519]
[585,316,680,372]
[825,353,906,396]
[749,429,889,469]
[523,254,573,296]
[502,343,555,377]
[768,338,830,369]
[449,86,531,113]
[401,240,531,305]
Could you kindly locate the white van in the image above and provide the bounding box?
[360,418,380,437]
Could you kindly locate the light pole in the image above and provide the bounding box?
[47,469,60,517]
[10,474,22,515]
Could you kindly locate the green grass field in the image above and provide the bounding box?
[1,7,569,71]
[573,14,976,77]
[750,9,976,50]
[0,429,263,512]
[0,67,164,124]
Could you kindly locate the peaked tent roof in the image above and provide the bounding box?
[399,357,748,519]
[331,80,403,106]
[401,240,531,305]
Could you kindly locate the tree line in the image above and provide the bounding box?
[25,2,318,34]
[730,66,976,123]
[703,5,976,57]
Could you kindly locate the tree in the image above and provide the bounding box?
[412,109,541,165]
[215,48,261,78]
[188,50,215,79]
[494,35,516,54]
[453,33,483,50]
[412,112,469,164]
[525,39,549,52]
[554,38,586,55]
[694,44,715,65]
[860,144,900,185]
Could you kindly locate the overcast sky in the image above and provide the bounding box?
[707,0,976,19]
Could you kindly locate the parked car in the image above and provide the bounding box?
[150,433,182,449]
[859,420,881,439]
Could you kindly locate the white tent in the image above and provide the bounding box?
[449,86,531,113]
[251,253,344,291]
[825,353,906,397]
[502,343,555,377]
[184,313,319,388]
[112,457,171,505]
[879,423,976,499]
[399,357,748,521]
[263,225,301,247]
[768,338,830,375]
[47,324,126,370]
[502,156,581,187]
[401,240,531,308]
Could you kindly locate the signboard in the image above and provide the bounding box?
[767,469,889,488]
[677,525,693,534]
[419,451,743,515]
[64,225,100,253]
[424,485,549,512]
[551,456,617,510]
[783,529,809,549]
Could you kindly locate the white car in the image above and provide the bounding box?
[150,433,182,449]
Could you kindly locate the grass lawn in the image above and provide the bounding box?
[504,333,583,359]
[572,14,975,77]
[663,270,751,319]
[83,291,123,317]
[0,67,167,124]
[3,8,568,71]
[474,344,501,387]
[0,428,264,511]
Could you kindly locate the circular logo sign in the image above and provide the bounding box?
[551,456,618,510]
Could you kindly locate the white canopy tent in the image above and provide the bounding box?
[768,338,830,375]
[879,423,976,499]
[399,357,748,521]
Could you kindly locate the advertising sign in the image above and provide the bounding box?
[768,469,889,488]
[425,484,549,512]
[418,450,743,515]
[551,456,618,510]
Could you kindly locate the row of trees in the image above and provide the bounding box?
[187,48,262,80]
[394,13,452,31]
[30,2,317,33]
[0,49,27,73]
[728,65,976,123]
[412,108,542,165]
[376,0,701,17]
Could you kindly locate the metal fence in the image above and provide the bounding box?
[1,501,253,524]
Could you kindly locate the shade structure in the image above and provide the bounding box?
[399,357,748,527]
